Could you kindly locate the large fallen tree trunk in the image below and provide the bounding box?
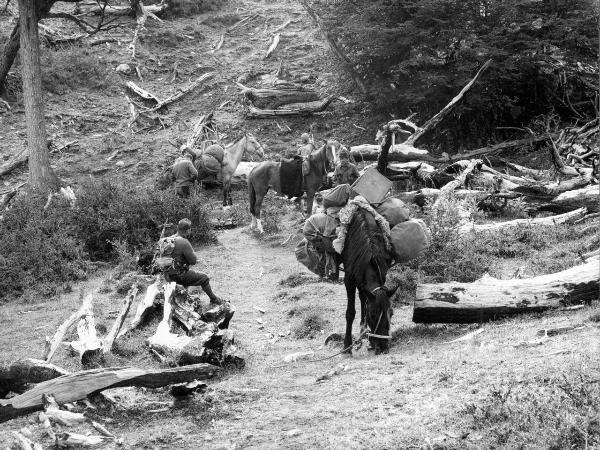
[237,83,321,109]
[458,207,587,234]
[548,185,599,213]
[246,97,334,117]
[413,260,599,324]
[394,188,520,207]
[0,363,219,423]
[350,144,430,162]
[431,159,482,209]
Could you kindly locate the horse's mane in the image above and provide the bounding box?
[342,208,391,285]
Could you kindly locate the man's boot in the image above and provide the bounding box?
[202,282,223,304]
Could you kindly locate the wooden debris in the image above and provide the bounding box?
[118,276,162,338]
[404,60,491,147]
[246,96,334,117]
[42,394,85,427]
[91,421,115,438]
[431,159,482,209]
[536,324,586,337]
[69,299,103,367]
[443,328,484,344]
[350,143,431,163]
[0,363,219,422]
[170,380,207,397]
[55,432,112,448]
[413,260,599,324]
[458,207,587,234]
[237,83,320,109]
[211,33,224,53]
[43,294,93,362]
[12,431,42,450]
[549,185,599,213]
[147,282,192,355]
[253,306,266,313]
[265,33,280,58]
[272,19,292,34]
[103,285,138,353]
[0,358,68,396]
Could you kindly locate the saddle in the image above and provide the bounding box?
[195,144,224,179]
[279,156,304,198]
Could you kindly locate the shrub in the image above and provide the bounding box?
[41,45,118,94]
[73,179,215,260]
[0,193,90,301]
[293,311,327,339]
[0,181,215,302]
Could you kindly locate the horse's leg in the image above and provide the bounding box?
[358,289,368,330]
[252,186,268,234]
[344,277,356,354]
[305,186,315,217]
[222,174,232,208]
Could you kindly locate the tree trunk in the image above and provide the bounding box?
[412,260,599,324]
[549,185,599,213]
[458,207,587,234]
[350,144,431,162]
[0,22,20,95]
[117,276,162,338]
[0,363,220,423]
[0,359,68,397]
[18,0,59,191]
[237,84,321,109]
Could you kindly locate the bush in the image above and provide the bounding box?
[0,181,215,302]
[41,45,118,95]
[0,193,90,301]
[73,179,215,260]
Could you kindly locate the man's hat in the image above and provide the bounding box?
[339,147,350,159]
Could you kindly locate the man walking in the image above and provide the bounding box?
[164,218,223,304]
[297,132,315,177]
[171,152,198,198]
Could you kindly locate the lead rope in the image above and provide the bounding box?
[270,310,384,369]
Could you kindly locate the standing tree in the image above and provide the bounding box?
[17,0,59,191]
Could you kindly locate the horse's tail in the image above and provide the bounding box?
[248,177,256,217]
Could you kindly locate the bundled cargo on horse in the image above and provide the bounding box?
[295,213,340,279]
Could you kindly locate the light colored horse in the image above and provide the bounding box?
[247,142,338,233]
[185,133,265,206]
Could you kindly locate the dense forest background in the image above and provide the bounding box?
[315,0,598,149]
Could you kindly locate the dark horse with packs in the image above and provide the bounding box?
[247,141,337,233]
[341,208,398,355]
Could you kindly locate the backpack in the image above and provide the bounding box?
[154,236,177,272]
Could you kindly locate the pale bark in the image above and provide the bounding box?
[413,260,599,324]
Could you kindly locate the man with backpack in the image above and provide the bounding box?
[171,151,198,198]
[158,218,223,304]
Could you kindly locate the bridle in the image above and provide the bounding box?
[366,286,392,340]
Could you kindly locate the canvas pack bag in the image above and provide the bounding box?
[155,236,177,272]
[389,218,431,263]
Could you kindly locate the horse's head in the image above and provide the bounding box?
[324,140,339,171]
[244,132,265,160]
[366,286,395,354]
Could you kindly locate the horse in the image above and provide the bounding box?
[247,141,337,233]
[341,207,397,354]
[185,133,265,207]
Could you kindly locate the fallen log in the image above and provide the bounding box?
[549,185,599,213]
[43,295,93,362]
[394,188,520,207]
[0,148,28,178]
[265,32,280,58]
[246,97,334,117]
[118,276,162,338]
[404,59,491,147]
[350,144,430,162]
[413,260,599,324]
[432,159,482,209]
[458,207,587,234]
[103,285,138,353]
[237,83,320,109]
[0,359,68,397]
[0,363,219,423]
[55,432,112,448]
